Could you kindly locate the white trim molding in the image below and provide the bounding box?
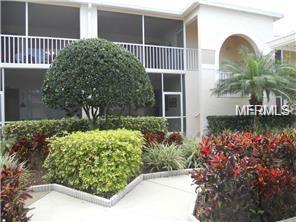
[267,32,296,52]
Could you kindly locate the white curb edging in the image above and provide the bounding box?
[29,169,192,207]
[278,217,296,222]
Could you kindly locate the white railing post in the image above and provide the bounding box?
[1,68,5,129]
[0,36,2,64]
[142,15,146,68]
[183,22,187,72]
[0,34,78,65]
[0,33,200,72]
[180,74,184,132]
[25,2,28,64]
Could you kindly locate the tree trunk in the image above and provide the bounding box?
[249,94,263,131]
[249,94,262,106]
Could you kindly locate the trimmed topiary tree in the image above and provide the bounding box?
[42,38,154,127]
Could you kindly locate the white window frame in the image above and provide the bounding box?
[0,68,5,133]
[160,73,185,132]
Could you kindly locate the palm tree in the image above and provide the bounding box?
[212,49,296,106]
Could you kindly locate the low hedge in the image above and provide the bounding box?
[3,117,167,167]
[4,116,168,140]
[99,117,168,133]
[44,129,143,196]
[207,115,296,135]
[3,118,89,140]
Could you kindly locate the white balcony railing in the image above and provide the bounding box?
[0,34,76,64]
[1,34,198,71]
[186,48,199,71]
[115,42,185,70]
[219,71,232,81]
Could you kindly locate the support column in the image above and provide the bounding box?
[80,4,98,38]
[25,1,28,64]
[142,15,145,67]
[184,17,200,137]
[0,68,5,130]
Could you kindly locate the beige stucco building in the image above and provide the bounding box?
[0,0,284,136]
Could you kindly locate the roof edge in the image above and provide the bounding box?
[197,0,283,21]
[19,0,284,20]
[267,32,296,49]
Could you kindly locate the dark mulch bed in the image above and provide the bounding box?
[27,151,48,185]
[29,167,48,185]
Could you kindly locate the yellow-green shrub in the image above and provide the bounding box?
[44,129,143,197]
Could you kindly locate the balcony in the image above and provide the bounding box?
[0,34,76,67]
[116,42,185,71]
[0,34,198,71]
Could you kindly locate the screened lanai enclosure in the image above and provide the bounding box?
[1,1,80,65]
[0,1,196,132]
[109,73,186,132]
[1,1,80,122]
[4,69,66,121]
[98,10,185,71]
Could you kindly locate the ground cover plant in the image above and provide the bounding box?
[192,130,296,222]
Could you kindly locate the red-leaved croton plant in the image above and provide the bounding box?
[192,130,296,222]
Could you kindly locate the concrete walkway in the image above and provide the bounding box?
[28,175,197,222]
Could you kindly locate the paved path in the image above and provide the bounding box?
[29,175,197,222]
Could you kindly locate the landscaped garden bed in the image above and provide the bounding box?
[1,37,199,221]
[1,116,199,221]
[1,116,172,186]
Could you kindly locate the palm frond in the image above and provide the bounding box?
[212,48,296,103]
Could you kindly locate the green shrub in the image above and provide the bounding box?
[3,117,166,167]
[100,116,168,133]
[142,144,186,172]
[3,118,89,140]
[207,115,296,135]
[4,117,167,140]
[44,129,143,197]
[181,137,200,169]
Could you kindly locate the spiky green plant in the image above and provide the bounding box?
[212,49,296,105]
[0,153,19,168]
[0,138,15,156]
[0,138,19,168]
[181,137,200,169]
[143,143,186,172]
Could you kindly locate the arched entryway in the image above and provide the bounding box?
[219,34,258,66]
